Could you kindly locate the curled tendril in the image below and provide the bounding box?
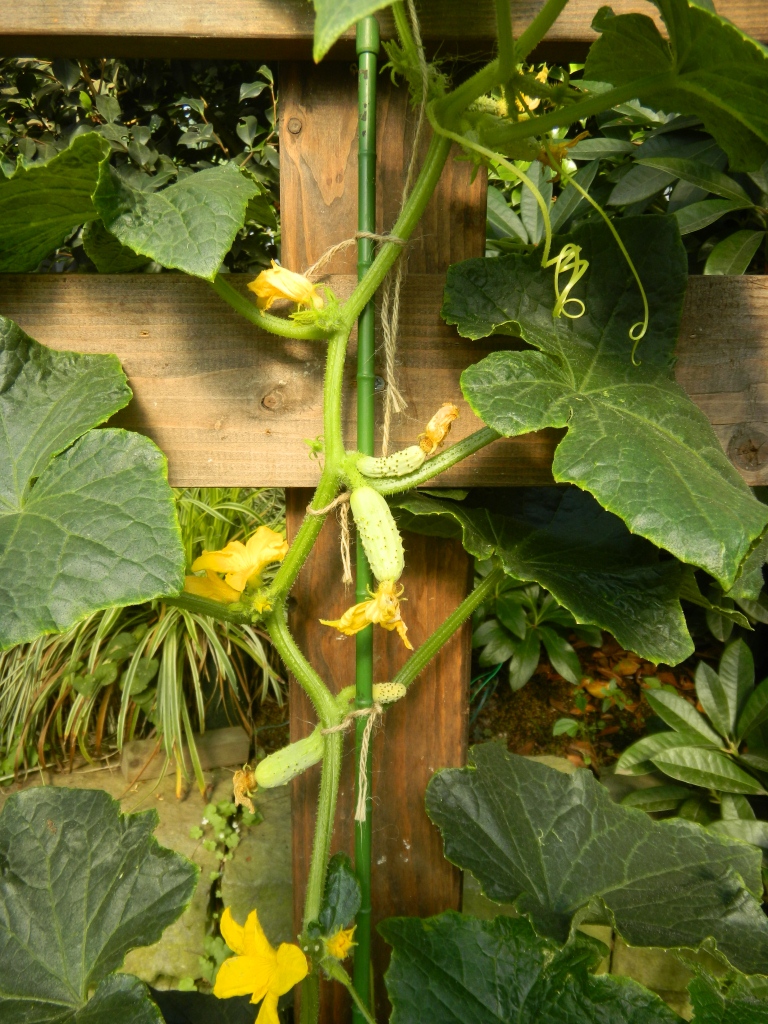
[544,243,589,320]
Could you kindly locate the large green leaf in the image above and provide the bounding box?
[616,729,716,775]
[445,216,768,589]
[689,973,768,1024]
[311,0,394,61]
[393,485,692,666]
[380,913,681,1024]
[583,0,768,171]
[0,133,109,272]
[94,164,260,280]
[0,786,197,1022]
[0,317,185,649]
[426,744,768,974]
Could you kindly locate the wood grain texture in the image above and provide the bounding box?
[0,1,764,58]
[1,273,767,484]
[282,67,478,1022]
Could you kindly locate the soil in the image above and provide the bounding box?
[470,633,724,772]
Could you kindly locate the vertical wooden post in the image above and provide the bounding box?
[280,62,486,1021]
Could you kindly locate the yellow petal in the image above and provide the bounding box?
[324,926,356,960]
[242,909,279,964]
[320,599,374,636]
[274,943,310,992]
[248,261,323,311]
[255,991,281,1024]
[244,526,290,579]
[192,541,250,587]
[192,527,288,594]
[184,571,241,604]
[213,955,258,998]
[220,906,246,955]
[418,403,459,455]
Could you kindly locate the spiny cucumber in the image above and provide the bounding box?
[357,445,426,479]
[350,486,404,583]
[255,727,324,788]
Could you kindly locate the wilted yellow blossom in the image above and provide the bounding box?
[419,402,460,455]
[538,130,590,174]
[324,926,356,961]
[232,765,257,814]
[184,570,242,604]
[192,526,289,593]
[516,65,550,113]
[320,580,412,650]
[248,261,323,311]
[214,907,308,1024]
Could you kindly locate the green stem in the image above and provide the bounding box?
[393,566,505,689]
[495,0,516,99]
[164,592,253,624]
[304,730,344,925]
[327,961,378,1024]
[265,608,339,728]
[373,427,500,495]
[392,0,420,68]
[341,132,452,326]
[210,273,329,341]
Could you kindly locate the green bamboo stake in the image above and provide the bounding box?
[353,15,379,1023]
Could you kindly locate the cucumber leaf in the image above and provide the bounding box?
[393,487,692,665]
[0,317,184,649]
[0,787,197,1022]
[689,972,768,1023]
[426,744,768,974]
[445,216,768,589]
[311,0,394,61]
[380,913,682,1024]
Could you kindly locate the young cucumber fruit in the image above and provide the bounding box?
[357,445,426,478]
[255,727,324,789]
[350,486,404,583]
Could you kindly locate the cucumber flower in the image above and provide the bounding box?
[248,260,324,311]
[192,526,289,594]
[320,579,412,649]
[184,570,241,604]
[419,402,459,455]
[214,907,309,1024]
[323,926,356,961]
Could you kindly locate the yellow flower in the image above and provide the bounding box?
[516,65,550,114]
[184,570,241,604]
[320,580,413,650]
[214,907,308,1024]
[324,926,356,961]
[537,130,591,176]
[192,526,289,594]
[248,261,324,311]
[419,402,460,455]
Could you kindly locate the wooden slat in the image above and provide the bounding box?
[1,273,767,485]
[0,1,764,58]
[283,69,477,1022]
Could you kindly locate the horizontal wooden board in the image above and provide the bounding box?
[1,272,766,486]
[0,1,764,58]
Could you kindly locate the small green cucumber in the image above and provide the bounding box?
[255,727,324,788]
[336,681,407,711]
[350,486,405,583]
[358,445,426,479]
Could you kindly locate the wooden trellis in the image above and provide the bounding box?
[1,2,768,1021]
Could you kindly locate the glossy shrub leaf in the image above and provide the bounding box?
[426,744,768,973]
[0,318,185,649]
[584,0,768,170]
[446,216,768,589]
[695,661,732,736]
[487,186,527,243]
[380,913,681,1024]
[312,0,394,61]
[645,691,722,744]
[520,161,553,246]
[548,160,599,234]
[689,973,768,1024]
[317,853,361,936]
[719,639,754,724]
[473,619,517,666]
[495,593,528,639]
[94,164,260,280]
[394,488,691,665]
[740,750,768,773]
[0,132,109,271]
[568,138,636,159]
[636,158,752,204]
[674,198,745,235]
[704,230,765,275]
[709,819,768,849]
[509,629,541,690]
[651,745,765,794]
[616,729,716,775]
[0,787,197,1021]
[82,219,152,273]
[538,626,581,683]
[621,784,692,813]
[736,677,768,741]
[720,793,755,820]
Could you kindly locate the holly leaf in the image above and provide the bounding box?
[0,787,197,1022]
[94,164,260,280]
[393,487,692,665]
[0,317,185,649]
[583,0,768,170]
[445,216,768,590]
[311,0,394,61]
[380,913,681,1024]
[425,744,768,975]
[0,133,109,272]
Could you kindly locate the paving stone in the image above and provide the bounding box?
[221,785,293,946]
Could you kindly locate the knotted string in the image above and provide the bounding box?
[307,491,353,585]
[321,702,383,821]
